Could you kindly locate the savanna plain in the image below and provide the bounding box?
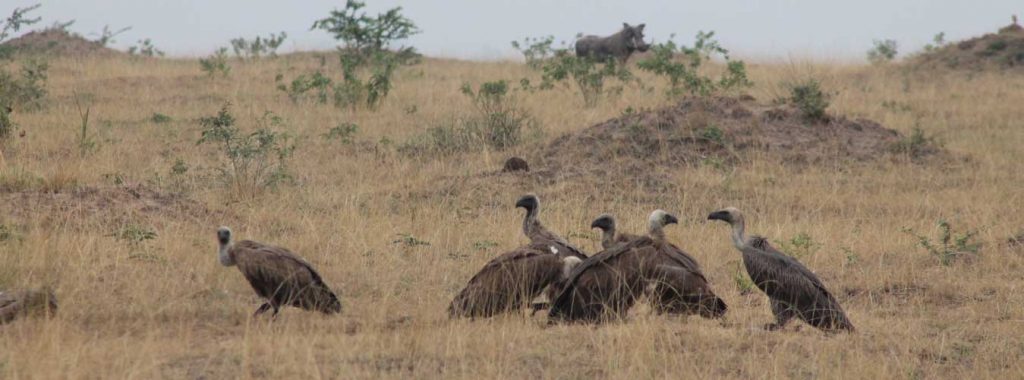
[2,36,1024,379]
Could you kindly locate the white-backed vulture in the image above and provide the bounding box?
[550,210,700,323]
[448,241,582,318]
[589,212,727,319]
[515,194,589,261]
[0,287,57,324]
[707,207,854,332]
[217,227,341,317]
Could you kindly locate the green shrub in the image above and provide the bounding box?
[230,32,286,60]
[0,58,48,111]
[323,122,359,144]
[904,220,982,266]
[788,79,830,121]
[637,31,752,98]
[199,47,231,77]
[511,35,556,69]
[311,0,419,59]
[150,113,172,124]
[867,39,898,64]
[128,38,164,57]
[197,104,295,198]
[0,4,41,60]
[276,70,333,104]
[530,51,634,107]
[890,127,940,158]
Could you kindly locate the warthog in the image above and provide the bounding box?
[575,23,650,62]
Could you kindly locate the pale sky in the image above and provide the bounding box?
[9,1,1022,61]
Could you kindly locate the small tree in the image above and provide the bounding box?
[923,32,946,53]
[0,3,42,59]
[197,104,295,199]
[637,31,752,98]
[92,25,131,47]
[867,39,898,64]
[128,38,164,57]
[311,0,419,58]
[534,50,634,108]
[511,35,556,69]
[199,47,231,77]
[229,32,287,60]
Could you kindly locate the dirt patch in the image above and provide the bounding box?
[912,22,1024,71]
[1,28,123,57]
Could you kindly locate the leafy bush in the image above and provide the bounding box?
[323,122,359,144]
[0,105,13,140]
[637,31,752,98]
[276,70,333,104]
[0,4,41,59]
[511,35,556,69]
[92,25,131,47]
[890,127,940,158]
[774,232,820,260]
[128,38,164,57]
[0,58,48,111]
[904,220,982,266]
[867,39,898,64]
[460,80,534,149]
[230,32,287,60]
[150,112,172,124]
[199,47,231,77]
[923,32,946,53]
[529,50,634,107]
[197,104,295,198]
[788,79,830,122]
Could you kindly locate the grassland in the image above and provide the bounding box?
[1,52,1023,379]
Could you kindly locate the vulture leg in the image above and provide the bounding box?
[253,302,273,317]
[765,299,796,331]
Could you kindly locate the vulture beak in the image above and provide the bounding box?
[664,214,679,225]
[707,211,729,222]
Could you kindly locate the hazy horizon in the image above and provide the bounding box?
[7,1,1022,62]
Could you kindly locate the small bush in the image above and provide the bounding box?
[199,47,231,77]
[230,32,287,60]
[460,80,534,149]
[904,220,982,266]
[92,25,131,47]
[0,105,13,140]
[128,38,164,57]
[0,4,41,59]
[774,232,820,260]
[637,31,752,98]
[788,79,830,122]
[923,32,947,53]
[511,35,556,69]
[0,58,48,111]
[531,50,634,107]
[197,104,295,199]
[276,71,333,104]
[867,39,898,64]
[323,122,358,144]
[150,113,172,124]
[890,127,940,158]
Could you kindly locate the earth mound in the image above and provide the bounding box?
[418,96,939,204]
[912,22,1024,71]
[1,28,122,57]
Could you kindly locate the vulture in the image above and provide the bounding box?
[708,207,854,332]
[0,287,57,324]
[590,212,727,318]
[217,227,342,317]
[448,241,583,318]
[448,194,588,318]
[515,194,589,261]
[551,210,726,323]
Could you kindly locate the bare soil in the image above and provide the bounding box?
[912,23,1024,71]
[1,28,123,57]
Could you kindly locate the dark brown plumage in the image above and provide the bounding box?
[502,157,529,172]
[449,241,582,318]
[589,212,727,319]
[0,287,57,324]
[708,207,854,332]
[217,227,341,317]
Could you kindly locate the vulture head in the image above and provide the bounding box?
[707,207,744,225]
[649,209,679,229]
[216,226,235,266]
[590,213,616,232]
[515,194,540,213]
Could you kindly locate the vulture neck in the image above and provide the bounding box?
[730,219,747,250]
[600,226,616,249]
[218,242,236,266]
[649,221,666,243]
[522,207,541,239]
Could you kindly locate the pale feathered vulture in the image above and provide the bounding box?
[708,207,854,332]
[217,227,341,317]
[448,241,583,318]
[515,194,589,261]
[0,287,57,324]
[590,212,726,318]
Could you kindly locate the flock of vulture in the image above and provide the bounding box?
[211,194,854,333]
[1,194,853,333]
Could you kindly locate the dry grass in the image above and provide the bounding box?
[1,53,1024,379]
